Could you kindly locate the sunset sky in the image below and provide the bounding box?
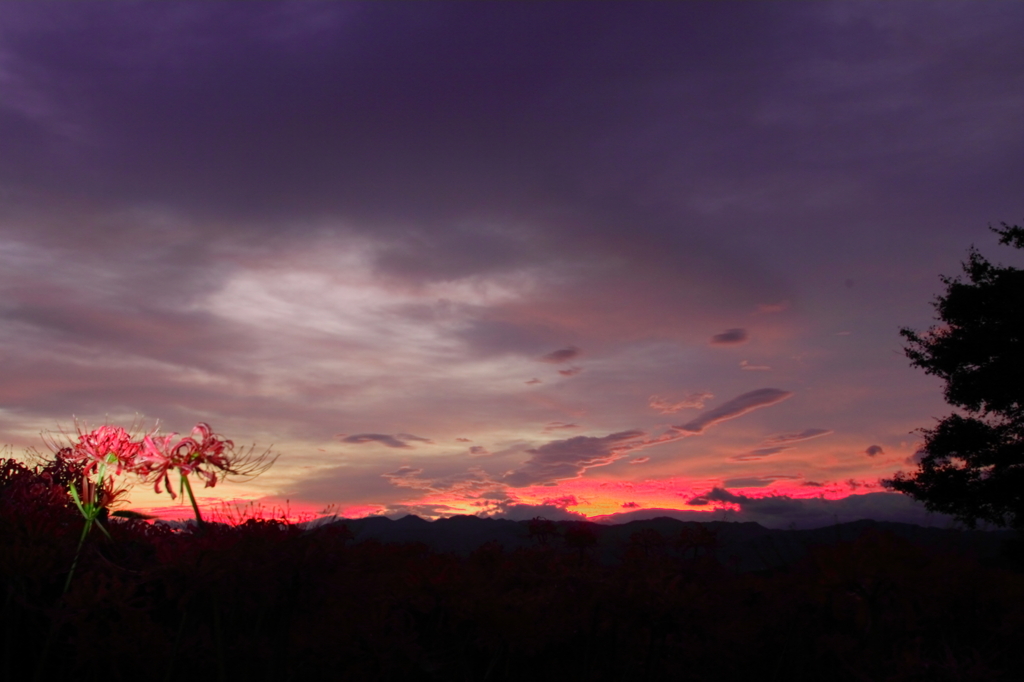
[1,3,1022,528]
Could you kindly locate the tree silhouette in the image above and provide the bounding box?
[884,223,1024,529]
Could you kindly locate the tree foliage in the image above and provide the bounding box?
[885,223,1024,529]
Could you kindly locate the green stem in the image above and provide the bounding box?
[181,473,205,528]
[63,518,92,594]
[63,460,107,593]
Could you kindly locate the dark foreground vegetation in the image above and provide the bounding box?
[4,458,1024,682]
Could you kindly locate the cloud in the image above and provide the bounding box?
[381,503,462,520]
[558,366,583,377]
[541,346,582,363]
[503,429,647,487]
[722,475,801,488]
[525,378,542,385]
[756,302,788,314]
[740,360,771,371]
[674,388,793,434]
[397,433,433,443]
[381,466,425,487]
[542,495,581,508]
[648,392,713,414]
[905,449,927,465]
[710,328,748,345]
[543,421,580,432]
[491,503,586,522]
[340,433,430,448]
[455,437,471,442]
[629,457,650,464]
[673,488,960,530]
[469,445,488,455]
[341,433,411,448]
[731,446,790,461]
[865,444,884,456]
[762,428,832,446]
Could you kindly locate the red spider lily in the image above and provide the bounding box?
[138,423,276,527]
[139,423,237,499]
[66,424,146,477]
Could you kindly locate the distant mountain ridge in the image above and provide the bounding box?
[310,514,1016,572]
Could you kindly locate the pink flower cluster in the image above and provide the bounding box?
[64,422,246,500]
[70,425,144,477]
[139,423,235,498]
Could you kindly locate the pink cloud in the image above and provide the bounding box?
[648,392,713,414]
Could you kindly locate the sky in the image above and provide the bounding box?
[1,2,1022,529]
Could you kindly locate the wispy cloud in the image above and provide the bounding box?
[731,446,791,461]
[340,433,431,449]
[673,388,793,434]
[762,428,832,446]
[543,421,580,432]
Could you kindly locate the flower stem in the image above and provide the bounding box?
[63,517,91,593]
[181,473,205,528]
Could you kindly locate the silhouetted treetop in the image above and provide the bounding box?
[886,223,1024,529]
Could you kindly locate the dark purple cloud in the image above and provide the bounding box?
[503,430,646,487]
[674,389,793,434]
[557,366,583,377]
[541,346,582,364]
[865,444,885,457]
[710,328,748,345]
[341,433,427,449]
